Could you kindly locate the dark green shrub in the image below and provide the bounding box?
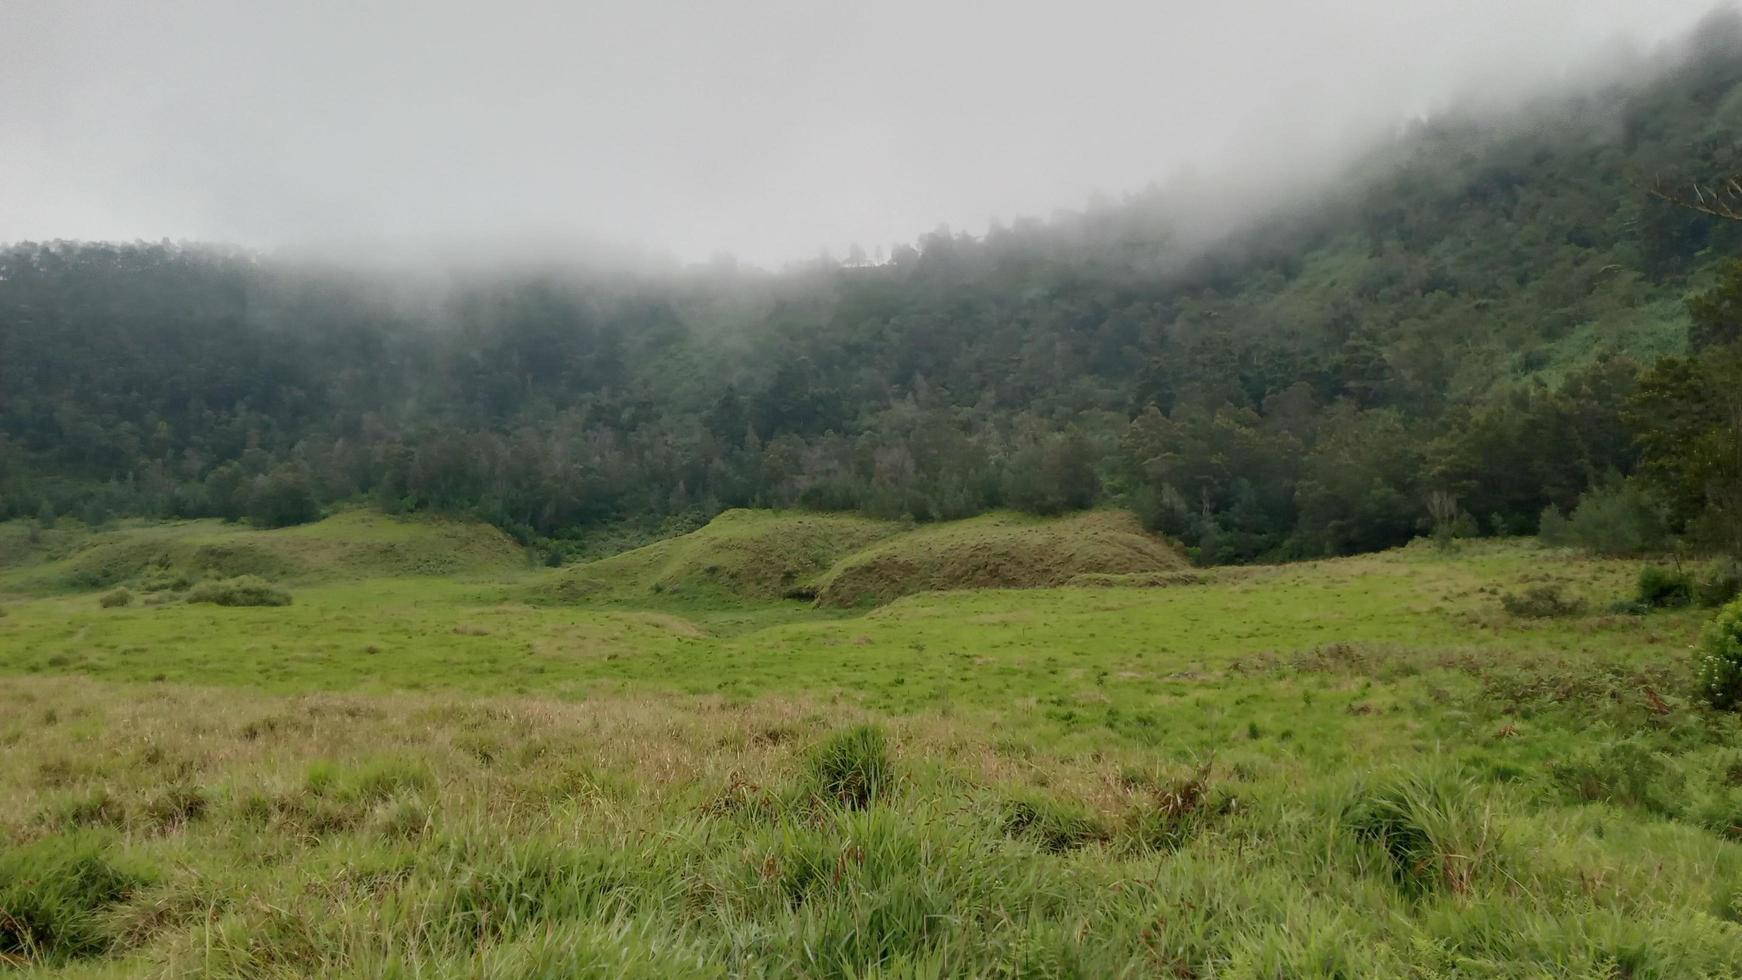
[1697,561,1742,609]
[1500,585,1585,619]
[246,465,321,528]
[1637,565,1694,609]
[0,833,152,963]
[97,587,132,609]
[807,725,892,809]
[1538,478,1667,555]
[1696,598,1742,710]
[186,575,292,607]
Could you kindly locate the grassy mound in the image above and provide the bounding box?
[0,511,525,593]
[812,510,1186,607]
[535,509,903,603]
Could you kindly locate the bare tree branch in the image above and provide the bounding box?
[1647,173,1742,221]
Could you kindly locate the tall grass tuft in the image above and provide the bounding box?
[1000,792,1104,852]
[1344,769,1497,898]
[807,724,892,809]
[0,833,152,964]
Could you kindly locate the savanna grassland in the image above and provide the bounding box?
[2,510,1741,977]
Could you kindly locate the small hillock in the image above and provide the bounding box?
[534,510,904,603]
[811,511,1188,608]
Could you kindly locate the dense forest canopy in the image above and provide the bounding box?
[4,18,1742,564]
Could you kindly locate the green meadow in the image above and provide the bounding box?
[3,510,1741,977]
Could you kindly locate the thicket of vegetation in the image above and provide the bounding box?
[4,19,1742,564]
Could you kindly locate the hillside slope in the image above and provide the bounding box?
[0,510,525,593]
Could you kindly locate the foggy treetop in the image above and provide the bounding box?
[0,0,1726,265]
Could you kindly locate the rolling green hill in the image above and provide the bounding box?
[532,508,1187,608]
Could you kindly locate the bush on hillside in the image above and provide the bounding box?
[97,588,132,609]
[185,575,292,607]
[246,465,322,529]
[1500,585,1585,619]
[1696,598,1742,710]
[1537,477,1668,556]
[1637,565,1694,609]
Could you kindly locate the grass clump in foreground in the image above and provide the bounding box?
[806,724,892,809]
[3,670,1742,977]
[1343,768,1497,897]
[0,832,153,964]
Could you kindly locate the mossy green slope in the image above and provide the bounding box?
[812,510,1187,607]
[0,510,526,593]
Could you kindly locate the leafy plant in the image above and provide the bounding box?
[97,587,133,609]
[1696,598,1742,710]
[1697,560,1742,609]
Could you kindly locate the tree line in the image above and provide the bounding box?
[3,20,1741,563]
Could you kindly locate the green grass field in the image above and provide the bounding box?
[2,511,1740,977]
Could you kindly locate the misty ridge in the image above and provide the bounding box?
[2,5,1742,566]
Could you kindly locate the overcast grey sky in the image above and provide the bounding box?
[0,1,1724,266]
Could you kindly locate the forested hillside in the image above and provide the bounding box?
[4,17,1742,563]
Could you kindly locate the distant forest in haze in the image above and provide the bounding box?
[5,16,1742,564]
